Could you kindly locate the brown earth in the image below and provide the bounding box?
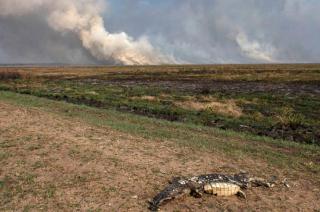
[0,102,319,211]
[105,79,320,96]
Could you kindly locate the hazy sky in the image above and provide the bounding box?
[0,0,319,64]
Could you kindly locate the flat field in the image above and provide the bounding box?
[1,64,319,144]
[0,64,319,211]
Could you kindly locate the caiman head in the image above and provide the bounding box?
[233,172,251,188]
[234,172,276,188]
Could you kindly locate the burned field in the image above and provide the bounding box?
[1,64,320,211]
[0,64,319,145]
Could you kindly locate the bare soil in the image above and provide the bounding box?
[106,79,320,96]
[0,102,319,211]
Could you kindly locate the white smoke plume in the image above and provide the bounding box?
[1,1,320,64]
[236,32,276,62]
[0,0,173,65]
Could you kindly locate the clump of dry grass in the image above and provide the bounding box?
[175,99,243,118]
[276,107,306,126]
[131,96,158,101]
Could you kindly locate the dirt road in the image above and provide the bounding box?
[0,102,319,211]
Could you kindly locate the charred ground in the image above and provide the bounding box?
[0,64,319,145]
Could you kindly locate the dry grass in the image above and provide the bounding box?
[0,71,22,80]
[131,95,157,101]
[175,99,243,118]
[1,99,320,211]
[1,65,318,144]
[131,95,243,118]
[0,70,33,80]
[1,64,319,81]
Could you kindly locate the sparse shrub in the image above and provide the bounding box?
[252,111,264,121]
[276,107,306,127]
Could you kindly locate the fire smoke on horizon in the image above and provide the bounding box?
[0,0,319,65]
[0,0,174,65]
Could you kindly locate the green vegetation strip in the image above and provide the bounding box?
[0,91,319,174]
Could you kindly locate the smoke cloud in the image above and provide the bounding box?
[1,0,319,64]
[0,0,173,65]
[236,32,276,62]
[107,0,320,64]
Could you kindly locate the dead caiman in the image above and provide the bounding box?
[149,172,276,211]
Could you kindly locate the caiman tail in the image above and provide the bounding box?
[149,178,191,211]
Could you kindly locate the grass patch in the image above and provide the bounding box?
[0,151,10,161]
[43,184,56,199]
[0,91,319,174]
[32,161,46,170]
[1,66,319,144]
